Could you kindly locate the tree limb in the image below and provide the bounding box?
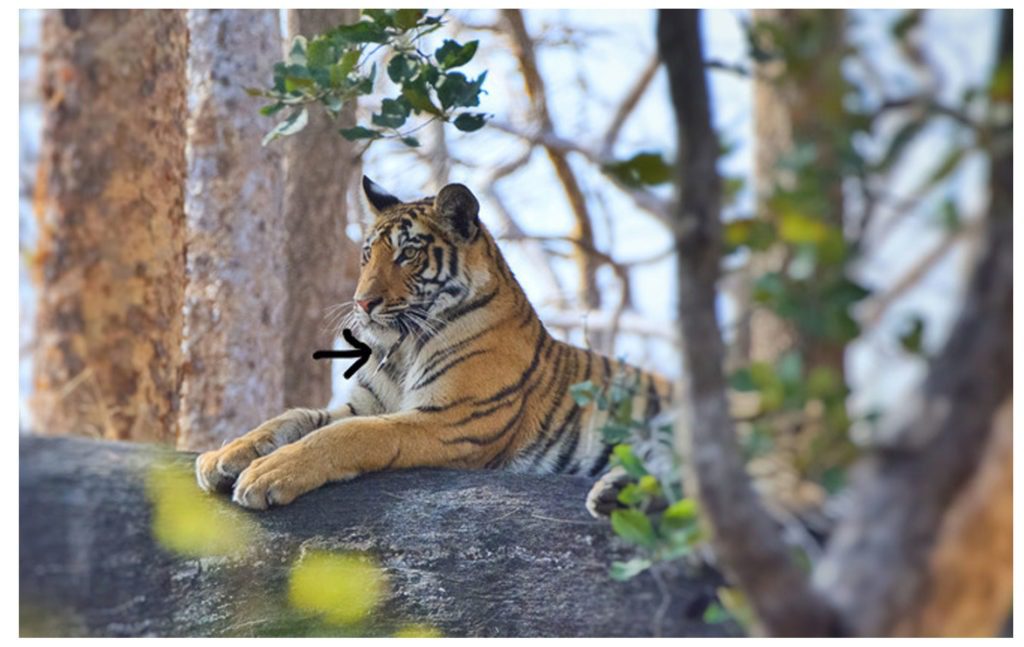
[658,9,835,636]
[812,11,1013,634]
[487,119,673,228]
[601,53,660,158]
[501,9,602,309]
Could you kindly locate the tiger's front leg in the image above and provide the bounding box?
[232,411,477,510]
[195,405,353,493]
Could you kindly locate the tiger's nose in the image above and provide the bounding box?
[355,297,383,314]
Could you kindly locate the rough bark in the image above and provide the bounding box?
[813,12,1013,633]
[892,397,1012,636]
[281,9,361,409]
[657,10,834,637]
[20,436,734,638]
[178,10,286,451]
[30,9,188,443]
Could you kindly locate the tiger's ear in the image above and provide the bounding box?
[434,183,479,240]
[362,176,402,215]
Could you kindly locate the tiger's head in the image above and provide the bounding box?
[352,176,496,341]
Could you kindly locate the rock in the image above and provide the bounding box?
[19,435,734,637]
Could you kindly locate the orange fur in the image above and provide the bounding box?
[196,180,671,509]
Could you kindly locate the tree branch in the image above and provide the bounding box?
[658,9,835,636]
[601,53,660,158]
[487,119,673,228]
[501,9,602,309]
[813,11,1013,634]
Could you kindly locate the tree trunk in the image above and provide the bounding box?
[816,12,1014,633]
[658,9,834,636]
[20,435,734,638]
[748,9,849,371]
[281,9,361,410]
[177,10,286,451]
[30,9,188,443]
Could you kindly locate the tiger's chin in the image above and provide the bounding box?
[353,317,403,347]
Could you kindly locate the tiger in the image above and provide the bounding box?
[195,177,674,515]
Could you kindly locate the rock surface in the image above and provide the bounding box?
[20,435,734,637]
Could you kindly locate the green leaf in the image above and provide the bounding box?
[401,84,442,116]
[436,71,486,110]
[637,474,661,495]
[331,20,389,45]
[602,152,673,188]
[435,39,479,69]
[616,483,646,506]
[778,212,829,244]
[306,38,336,69]
[261,107,309,146]
[610,509,656,548]
[723,218,775,252]
[453,112,487,132]
[394,9,427,30]
[702,602,731,624]
[662,498,698,525]
[728,368,757,392]
[339,126,382,141]
[609,557,652,581]
[372,97,412,129]
[387,53,417,84]
[776,351,803,387]
[924,147,967,188]
[898,315,926,355]
[401,136,420,148]
[569,381,597,405]
[875,119,927,172]
[939,199,962,232]
[286,36,308,66]
[611,444,648,479]
[259,102,286,117]
[600,421,631,445]
[330,49,361,87]
[361,9,394,28]
[891,9,922,40]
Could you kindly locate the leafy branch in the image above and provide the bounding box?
[248,9,490,148]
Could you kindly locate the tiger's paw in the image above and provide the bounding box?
[232,444,331,510]
[195,432,278,494]
[585,466,632,519]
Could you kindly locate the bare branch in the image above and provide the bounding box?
[488,119,674,228]
[601,53,660,157]
[502,9,601,308]
[860,217,983,329]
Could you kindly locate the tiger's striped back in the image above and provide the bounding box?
[344,180,673,478]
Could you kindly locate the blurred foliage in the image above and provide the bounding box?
[250,9,488,147]
[145,459,261,558]
[393,624,444,637]
[288,550,387,626]
[571,375,705,582]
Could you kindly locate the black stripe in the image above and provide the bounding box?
[412,349,489,390]
[550,408,584,473]
[441,288,498,324]
[587,442,616,477]
[644,374,662,420]
[526,349,581,469]
[478,333,551,406]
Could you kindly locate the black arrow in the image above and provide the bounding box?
[312,328,372,380]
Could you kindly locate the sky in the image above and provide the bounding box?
[18,9,1002,433]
